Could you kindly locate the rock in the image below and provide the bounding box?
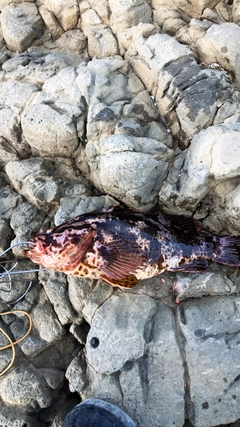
[176,18,212,45]
[42,0,79,31]
[84,133,172,209]
[38,5,64,41]
[178,296,240,427]
[31,288,65,344]
[215,2,231,22]
[0,218,12,253]
[154,7,187,35]
[54,195,117,226]
[0,401,43,427]
[82,296,185,427]
[8,284,65,357]
[0,138,20,168]
[233,0,240,24]
[81,8,119,57]
[21,103,79,157]
[68,276,96,316]
[82,280,113,323]
[195,23,240,89]
[9,201,45,255]
[0,79,37,145]
[6,157,90,211]
[0,186,22,220]
[126,33,230,147]
[74,56,173,209]
[109,0,152,32]
[0,360,52,412]
[86,293,156,374]
[174,268,236,302]
[55,30,88,56]
[159,116,240,219]
[39,270,76,325]
[0,3,44,52]
[1,52,72,87]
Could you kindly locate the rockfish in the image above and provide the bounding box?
[24,206,240,288]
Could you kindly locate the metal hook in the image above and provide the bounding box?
[0,241,45,307]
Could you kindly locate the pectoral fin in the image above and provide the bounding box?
[99,240,145,288]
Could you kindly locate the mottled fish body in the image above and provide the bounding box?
[24,207,240,288]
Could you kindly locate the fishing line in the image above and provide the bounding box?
[0,310,33,376]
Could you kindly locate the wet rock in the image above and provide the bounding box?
[178,296,240,427]
[126,33,230,147]
[195,23,240,88]
[0,3,44,52]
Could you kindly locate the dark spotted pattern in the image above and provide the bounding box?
[24,206,240,288]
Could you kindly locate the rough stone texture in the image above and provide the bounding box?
[81,7,119,57]
[195,23,240,89]
[178,296,240,427]
[0,79,38,145]
[74,294,185,427]
[0,3,44,52]
[159,116,240,223]
[0,2,240,427]
[41,0,79,31]
[126,33,231,147]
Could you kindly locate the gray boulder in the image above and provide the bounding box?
[178,296,240,426]
[196,23,240,89]
[0,3,44,52]
[126,33,231,147]
[69,293,186,427]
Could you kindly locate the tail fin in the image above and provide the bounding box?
[211,235,240,266]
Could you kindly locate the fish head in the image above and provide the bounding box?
[23,226,95,273]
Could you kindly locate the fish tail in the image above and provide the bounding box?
[211,235,240,266]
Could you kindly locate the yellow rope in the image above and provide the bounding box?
[0,310,32,376]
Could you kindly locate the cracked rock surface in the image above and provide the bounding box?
[0,1,240,427]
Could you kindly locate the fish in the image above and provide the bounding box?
[23,206,240,289]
